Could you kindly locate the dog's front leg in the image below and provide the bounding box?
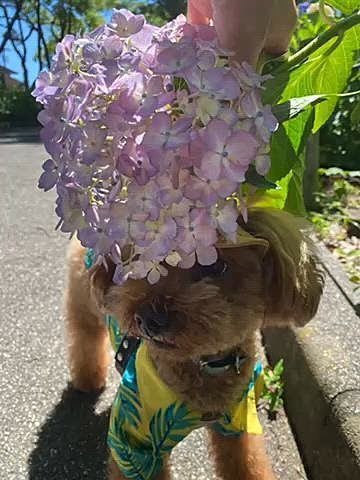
[65,284,110,392]
[208,429,277,480]
[107,455,171,480]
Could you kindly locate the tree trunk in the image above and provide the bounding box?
[0,1,24,55]
[303,132,319,211]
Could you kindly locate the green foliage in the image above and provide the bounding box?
[287,4,360,170]
[272,94,327,123]
[309,167,360,289]
[259,7,360,216]
[245,165,278,190]
[0,85,40,126]
[32,0,113,49]
[262,359,285,415]
[326,0,360,14]
[320,68,360,170]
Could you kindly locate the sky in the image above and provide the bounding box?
[0,9,112,86]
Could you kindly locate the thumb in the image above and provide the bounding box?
[187,1,211,25]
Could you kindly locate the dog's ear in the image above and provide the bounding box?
[242,208,324,327]
[89,262,115,313]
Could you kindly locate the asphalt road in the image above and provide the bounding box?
[0,141,306,480]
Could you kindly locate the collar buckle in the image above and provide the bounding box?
[199,352,248,376]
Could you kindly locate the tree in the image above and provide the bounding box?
[1,1,34,89]
[0,1,24,55]
[0,0,113,89]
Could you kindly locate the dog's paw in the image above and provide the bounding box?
[71,371,107,393]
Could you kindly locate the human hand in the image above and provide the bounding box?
[187,0,297,67]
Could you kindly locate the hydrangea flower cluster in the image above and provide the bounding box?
[32,9,278,285]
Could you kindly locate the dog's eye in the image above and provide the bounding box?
[193,258,228,280]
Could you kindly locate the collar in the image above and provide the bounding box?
[114,334,248,378]
[199,350,248,376]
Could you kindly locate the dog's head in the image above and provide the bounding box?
[90,208,324,361]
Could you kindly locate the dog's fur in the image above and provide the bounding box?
[65,207,324,480]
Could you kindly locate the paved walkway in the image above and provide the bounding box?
[0,142,306,480]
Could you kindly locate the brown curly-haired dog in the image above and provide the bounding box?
[65,208,324,480]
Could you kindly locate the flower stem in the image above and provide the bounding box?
[273,10,360,75]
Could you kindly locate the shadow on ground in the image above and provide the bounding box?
[28,385,110,480]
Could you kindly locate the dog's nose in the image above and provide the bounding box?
[135,300,169,337]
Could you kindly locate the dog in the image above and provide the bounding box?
[64,207,324,480]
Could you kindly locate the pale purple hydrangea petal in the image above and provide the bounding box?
[225,130,259,165]
[38,159,59,191]
[110,9,145,37]
[235,62,270,89]
[156,39,197,74]
[240,90,278,142]
[196,245,218,266]
[201,119,229,153]
[215,202,239,241]
[178,252,196,269]
[184,174,238,206]
[255,154,271,176]
[117,140,158,184]
[200,151,222,180]
[127,180,161,219]
[142,113,192,150]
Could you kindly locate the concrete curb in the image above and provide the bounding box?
[0,127,40,143]
[263,249,360,480]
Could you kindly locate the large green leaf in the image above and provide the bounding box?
[261,9,359,214]
[326,0,360,14]
[256,110,313,214]
[283,156,306,215]
[245,165,278,189]
[278,24,360,132]
[272,95,326,122]
[252,158,305,214]
[285,108,314,155]
[268,125,298,181]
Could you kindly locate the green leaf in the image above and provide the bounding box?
[272,90,360,123]
[254,157,306,214]
[262,70,290,105]
[273,359,284,377]
[255,110,312,214]
[285,108,314,155]
[326,0,360,14]
[283,156,306,215]
[279,24,360,132]
[351,100,360,124]
[272,95,326,122]
[245,165,278,189]
[173,76,189,92]
[268,125,298,181]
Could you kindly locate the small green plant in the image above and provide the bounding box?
[309,167,360,290]
[262,359,285,416]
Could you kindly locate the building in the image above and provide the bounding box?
[0,66,22,88]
